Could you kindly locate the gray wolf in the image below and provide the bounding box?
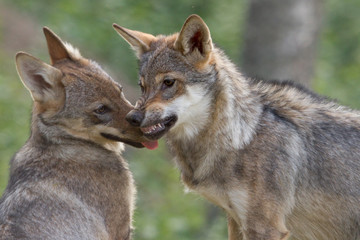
[113,14,360,239]
[0,27,153,239]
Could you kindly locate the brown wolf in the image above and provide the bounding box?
[0,28,153,240]
[113,15,360,239]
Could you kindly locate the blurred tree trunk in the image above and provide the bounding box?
[241,0,324,87]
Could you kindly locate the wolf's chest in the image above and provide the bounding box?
[173,146,248,220]
[186,180,249,225]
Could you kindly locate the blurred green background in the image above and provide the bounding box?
[0,0,360,239]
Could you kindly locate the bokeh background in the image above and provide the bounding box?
[1,0,360,239]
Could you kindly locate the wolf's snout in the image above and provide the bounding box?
[126,109,144,127]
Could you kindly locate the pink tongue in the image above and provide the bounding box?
[142,141,159,150]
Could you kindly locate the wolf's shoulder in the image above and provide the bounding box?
[249,78,329,104]
[247,78,360,127]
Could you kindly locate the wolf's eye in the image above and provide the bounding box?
[163,78,175,87]
[138,81,145,93]
[94,105,109,115]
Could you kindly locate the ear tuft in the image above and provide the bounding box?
[174,15,213,63]
[16,52,63,102]
[113,23,155,59]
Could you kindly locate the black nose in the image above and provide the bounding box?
[126,110,144,127]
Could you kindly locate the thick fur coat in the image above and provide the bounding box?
[114,15,360,239]
[0,28,147,240]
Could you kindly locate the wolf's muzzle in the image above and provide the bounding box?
[126,109,144,127]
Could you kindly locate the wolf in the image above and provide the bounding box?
[113,14,360,239]
[0,27,155,240]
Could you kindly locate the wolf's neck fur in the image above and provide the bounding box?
[209,48,262,149]
[28,111,123,156]
[166,48,262,183]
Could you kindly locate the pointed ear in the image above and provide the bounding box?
[16,52,63,102]
[113,23,156,59]
[174,15,213,63]
[43,27,71,64]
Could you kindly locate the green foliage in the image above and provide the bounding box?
[313,0,360,108]
[0,50,31,191]
[1,0,360,239]
[3,0,246,82]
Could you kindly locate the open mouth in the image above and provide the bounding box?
[101,133,144,148]
[140,115,177,140]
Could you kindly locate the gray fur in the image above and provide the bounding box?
[0,28,144,240]
[116,15,360,239]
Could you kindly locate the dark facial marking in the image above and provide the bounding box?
[100,133,144,148]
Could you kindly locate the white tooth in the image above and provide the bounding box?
[144,123,164,134]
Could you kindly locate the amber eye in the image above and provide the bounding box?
[163,78,175,87]
[94,105,109,115]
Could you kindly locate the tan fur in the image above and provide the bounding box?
[0,27,149,240]
[113,24,156,58]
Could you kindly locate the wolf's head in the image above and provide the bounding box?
[114,15,218,141]
[16,27,156,149]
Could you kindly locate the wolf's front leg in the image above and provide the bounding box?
[227,215,244,240]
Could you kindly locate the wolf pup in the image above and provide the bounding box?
[0,28,155,240]
[113,15,360,240]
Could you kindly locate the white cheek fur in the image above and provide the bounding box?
[163,85,212,140]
